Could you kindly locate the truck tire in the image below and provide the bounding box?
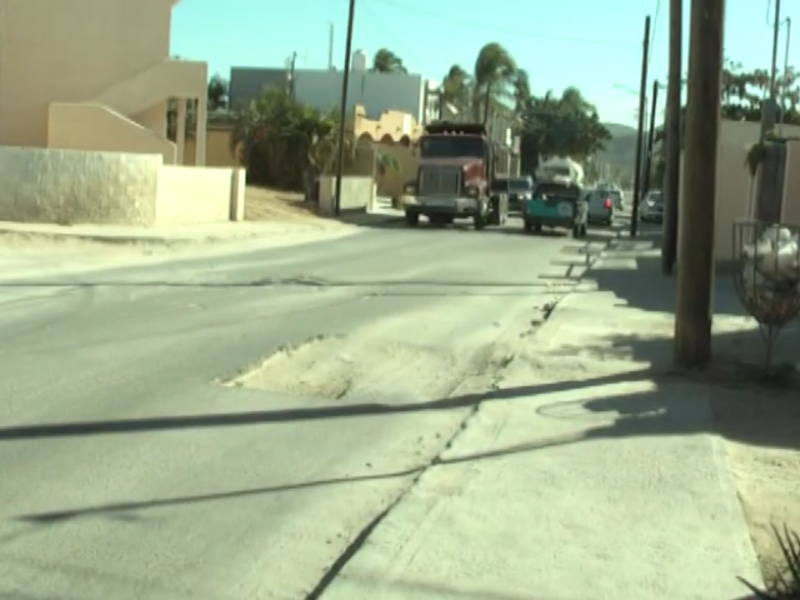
[524,218,533,233]
[474,213,487,230]
[405,211,419,226]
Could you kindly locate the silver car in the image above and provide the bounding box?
[585,189,615,226]
[640,191,664,223]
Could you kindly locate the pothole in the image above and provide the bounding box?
[225,333,464,402]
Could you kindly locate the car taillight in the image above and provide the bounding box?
[604,198,612,209]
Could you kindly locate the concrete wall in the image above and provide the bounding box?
[230,67,426,122]
[184,127,240,167]
[0,147,244,226]
[49,103,178,165]
[156,166,243,225]
[781,141,800,225]
[318,176,376,215]
[683,120,800,264]
[0,0,206,164]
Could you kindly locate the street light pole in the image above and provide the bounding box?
[333,0,356,216]
[643,79,659,195]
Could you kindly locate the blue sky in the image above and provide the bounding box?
[172,0,798,127]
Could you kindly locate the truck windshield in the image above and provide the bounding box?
[420,135,485,158]
[509,178,533,192]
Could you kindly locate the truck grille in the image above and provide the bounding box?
[418,167,461,196]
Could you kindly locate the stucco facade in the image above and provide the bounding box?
[0,0,207,166]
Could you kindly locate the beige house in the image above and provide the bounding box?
[0,0,207,165]
[0,0,244,227]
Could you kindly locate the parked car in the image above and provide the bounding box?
[639,190,664,223]
[586,189,615,226]
[492,176,534,212]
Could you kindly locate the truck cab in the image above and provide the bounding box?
[402,122,508,230]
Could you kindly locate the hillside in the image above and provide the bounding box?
[594,122,639,182]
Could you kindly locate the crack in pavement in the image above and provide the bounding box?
[301,312,542,600]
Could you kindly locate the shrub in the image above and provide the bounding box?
[740,525,800,599]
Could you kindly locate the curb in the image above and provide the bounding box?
[530,226,625,348]
[0,227,220,246]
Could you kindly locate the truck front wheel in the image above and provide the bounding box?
[405,211,420,226]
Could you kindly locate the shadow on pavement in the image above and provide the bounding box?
[5,367,793,539]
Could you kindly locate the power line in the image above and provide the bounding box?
[360,1,424,67]
[650,0,662,67]
[374,0,640,47]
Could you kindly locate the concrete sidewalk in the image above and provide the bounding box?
[319,231,766,600]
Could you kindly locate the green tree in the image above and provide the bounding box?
[519,88,611,173]
[472,42,517,124]
[721,59,800,124]
[513,69,532,116]
[371,48,407,73]
[440,64,472,118]
[230,87,352,191]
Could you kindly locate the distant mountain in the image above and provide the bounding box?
[602,122,638,138]
[594,122,640,183]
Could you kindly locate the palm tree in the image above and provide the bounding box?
[371,48,407,73]
[440,64,472,119]
[513,69,531,116]
[472,42,517,124]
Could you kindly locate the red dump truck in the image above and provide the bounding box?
[401,122,509,230]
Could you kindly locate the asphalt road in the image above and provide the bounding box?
[0,217,615,600]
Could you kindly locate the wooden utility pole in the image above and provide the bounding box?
[673,0,725,368]
[334,0,357,216]
[661,0,683,275]
[630,16,651,237]
[643,79,659,195]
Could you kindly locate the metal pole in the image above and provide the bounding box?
[770,0,781,98]
[673,0,724,368]
[630,15,651,237]
[327,22,334,71]
[289,52,297,98]
[761,0,781,139]
[779,17,792,135]
[333,0,356,217]
[662,0,683,275]
[643,80,659,195]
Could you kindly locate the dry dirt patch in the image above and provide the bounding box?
[710,387,800,581]
[244,186,328,224]
[226,334,463,403]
